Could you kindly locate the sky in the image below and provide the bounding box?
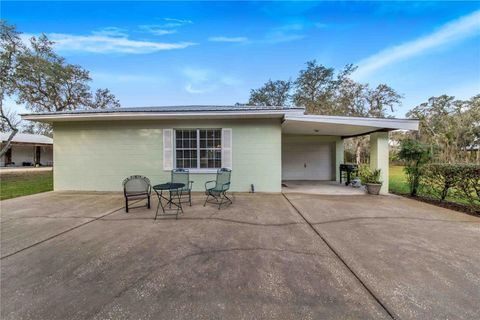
[2,1,480,117]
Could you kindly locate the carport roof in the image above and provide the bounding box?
[282,114,419,138]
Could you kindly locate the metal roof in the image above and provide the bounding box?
[0,132,53,145]
[20,105,304,116]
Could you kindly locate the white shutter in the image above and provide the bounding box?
[163,129,173,170]
[221,128,232,169]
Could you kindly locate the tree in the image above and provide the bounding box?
[398,139,432,196]
[248,79,292,106]
[365,84,403,118]
[292,60,356,115]
[0,107,20,132]
[15,34,120,113]
[407,94,479,163]
[0,20,120,141]
[0,21,23,156]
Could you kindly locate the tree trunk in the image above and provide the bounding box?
[0,129,18,158]
[355,143,361,164]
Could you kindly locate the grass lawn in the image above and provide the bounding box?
[389,166,410,194]
[389,165,477,214]
[0,169,53,201]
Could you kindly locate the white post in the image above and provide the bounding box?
[335,138,344,183]
[370,132,389,194]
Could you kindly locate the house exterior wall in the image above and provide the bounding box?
[0,145,53,167]
[53,119,282,192]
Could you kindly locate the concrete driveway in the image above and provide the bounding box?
[1,192,479,319]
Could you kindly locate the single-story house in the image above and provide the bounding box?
[21,106,419,194]
[0,132,53,167]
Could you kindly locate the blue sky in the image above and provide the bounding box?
[2,1,480,117]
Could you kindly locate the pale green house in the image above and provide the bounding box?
[22,106,419,194]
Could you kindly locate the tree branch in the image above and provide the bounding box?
[0,106,19,157]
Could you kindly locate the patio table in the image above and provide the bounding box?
[153,182,185,219]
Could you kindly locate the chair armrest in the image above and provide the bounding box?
[205,180,216,189]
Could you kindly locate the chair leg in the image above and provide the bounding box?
[125,197,129,213]
[189,191,192,206]
[147,195,151,209]
[203,193,210,207]
[218,194,223,210]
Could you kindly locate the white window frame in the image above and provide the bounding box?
[174,128,222,173]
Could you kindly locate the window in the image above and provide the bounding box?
[175,129,222,169]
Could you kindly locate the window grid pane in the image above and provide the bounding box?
[175,129,221,169]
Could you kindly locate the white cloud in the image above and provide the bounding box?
[138,25,177,36]
[182,67,241,94]
[208,36,248,43]
[265,32,306,44]
[139,18,192,36]
[163,18,193,26]
[354,10,480,79]
[91,72,165,84]
[92,27,128,37]
[22,32,196,54]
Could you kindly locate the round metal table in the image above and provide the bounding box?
[153,182,185,219]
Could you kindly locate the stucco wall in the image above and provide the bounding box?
[53,119,282,192]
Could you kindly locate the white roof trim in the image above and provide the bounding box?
[21,110,302,122]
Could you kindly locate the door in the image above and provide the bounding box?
[282,141,332,180]
[35,146,41,165]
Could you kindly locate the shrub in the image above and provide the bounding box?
[455,164,480,209]
[358,164,382,184]
[398,139,431,196]
[422,163,480,211]
[422,164,463,201]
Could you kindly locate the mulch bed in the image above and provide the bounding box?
[392,193,480,217]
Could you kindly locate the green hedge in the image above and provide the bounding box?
[422,163,480,210]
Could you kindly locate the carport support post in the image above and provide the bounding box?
[335,138,344,183]
[369,132,389,194]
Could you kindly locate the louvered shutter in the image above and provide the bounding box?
[163,129,173,170]
[221,128,232,169]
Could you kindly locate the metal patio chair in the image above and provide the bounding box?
[170,169,194,206]
[122,175,151,212]
[204,168,232,209]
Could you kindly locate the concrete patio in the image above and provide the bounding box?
[282,180,365,195]
[1,191,479,319]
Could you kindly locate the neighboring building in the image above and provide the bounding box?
[0,132,53,167]
[21,106,419,194]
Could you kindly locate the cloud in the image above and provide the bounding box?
[22,32,196,54]
[182,67,241,94]
[138,25,177,36]
[354,10,480,79]
[208,36,248,43]
[265,32,306,44]
[139,18,192,36]
[91,72,165,84]
[92,27,128,37]
[264,23,306,44]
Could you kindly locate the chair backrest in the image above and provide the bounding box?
[172,168,189,186]
[122,175,151,194]
[215,168,231,191]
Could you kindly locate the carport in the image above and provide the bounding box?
[281,114,419,194]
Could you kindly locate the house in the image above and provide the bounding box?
[21,106,419,194]
[0,132,53,167]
